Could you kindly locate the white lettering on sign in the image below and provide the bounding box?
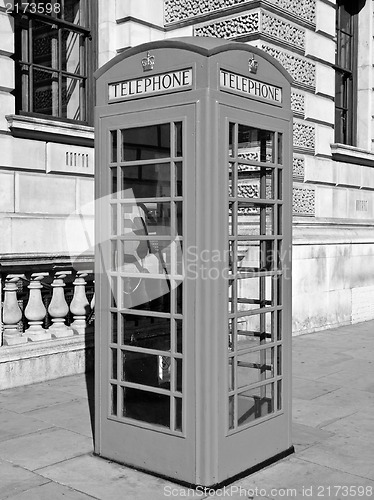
[220,69,282,103]
[108,68,193,102]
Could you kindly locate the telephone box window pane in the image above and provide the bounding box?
[111,384,117,416]
[229,203,234,235]
[277,170,282,200]
[122,351,171,389]
[237,348,274,389]
[237,240,274,273]
[175,122,183,157]
[237,313,273,348]
[238,125,274,163]
[277,346,282,376]
[111,204,117,235]
[176,162,183,196]
[237,165,274,199]
[111,312,118,344]
[277,205,282,235]
[111,276,117,308]
[175,397,182,431]
[110,168,117,198]
[228,357,234,391]
[277,133,283,164]
[122,314,171,351]
[122,124,171,161]
[176,285,183,315]
[176,358,183,392]
[229,122,235,157]
[111,131,118,163]
[176,241,183,275]
[228,319,234,350]
[228,395,235,430]
[237,205,274,236]
[238,384,274,426]
[228,163,234,197]
[123,387,170,428]
[111,348,117,380]
[277,380,282,410]
[237,276,273,313]
[122,277,170,312]
[176,319,183,353]
[122,163,171,199]
[122,202,171,236]
[276,276,282,306]
[175,201,183,236]
[111,240,117,271]
[277,311,282,341]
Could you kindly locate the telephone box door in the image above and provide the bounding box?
[217,104,292,479]
[95,104,196,481]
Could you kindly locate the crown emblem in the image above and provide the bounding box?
[141,51,155,72]
[248,55,259,74]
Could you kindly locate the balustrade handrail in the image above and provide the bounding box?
[0,263,95,347]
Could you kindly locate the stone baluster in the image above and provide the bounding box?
[70,271,90,335]
[2,275,27,346]
[24,273,51,341]
[48,271,74,338]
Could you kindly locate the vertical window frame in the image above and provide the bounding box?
[13,0,96,125]
[334,2,358,146]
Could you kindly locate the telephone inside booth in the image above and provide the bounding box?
[95,37,293,487]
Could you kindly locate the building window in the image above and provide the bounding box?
[14,0,96,124]
[334,1,358,145]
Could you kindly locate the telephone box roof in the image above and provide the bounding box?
[95,36,293,83]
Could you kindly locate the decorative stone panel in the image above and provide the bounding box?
[261,13,304,49]
[293,122,315,151]
[268,0,315,24]
[292,186,315,216]
[194,12,305,50]
[164,0,316,25]
[291,92,305,116]
[194,12,259,38]
[261,45,315,88]
[292,156,305,180]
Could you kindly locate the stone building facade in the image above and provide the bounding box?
[0,0,373,387]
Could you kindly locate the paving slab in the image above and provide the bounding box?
[292,351,354,381]
[317,359,374,392]
[223,456,374,500]
[293,376,340,400]
[311,386,374,414]
[292,422,335,452]
[321,411,374,439]
[0,385,81,414]
[26,399,93,439]
[0,459,49,500]
[4,481,96,500]
[0,428,92,472]
[44,374,94,401]
[297,434,374,481]
[37,454,191,500]
[292,397,357,428]
[0,409,53,443]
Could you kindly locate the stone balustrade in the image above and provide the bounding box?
[0,267,94,347]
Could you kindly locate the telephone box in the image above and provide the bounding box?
[95,37,293,487]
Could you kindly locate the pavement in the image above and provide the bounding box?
[0,320,373,500]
